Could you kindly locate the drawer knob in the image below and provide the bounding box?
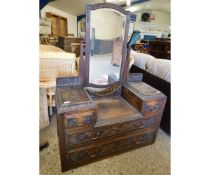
[135,141,141,144]
[137,122,145,129]
[90,154,96,158]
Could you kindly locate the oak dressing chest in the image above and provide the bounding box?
[55,3,167,172]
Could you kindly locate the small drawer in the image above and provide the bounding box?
[64,110,97,129]
[122,85,166,118]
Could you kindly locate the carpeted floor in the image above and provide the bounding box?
[40,115,170,175]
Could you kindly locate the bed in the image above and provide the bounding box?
[40,45,78,82]
[130,50,171,135]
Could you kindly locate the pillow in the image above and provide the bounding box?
[130,50,155,70]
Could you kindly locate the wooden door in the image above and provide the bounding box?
[46,12,68,36]
[51,15,58,36]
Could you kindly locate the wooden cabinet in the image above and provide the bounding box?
[46,12,68,37]
[56,81,166,171]
[58,37,82,57]
[134,39,171,60]
[147,40,170,60]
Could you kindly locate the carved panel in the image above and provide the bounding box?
[65,116,158,147]
[67,118,77,127]
[56,76,81,87]
[64,111,96,129]
[144,103,161,113]
[142,101,162,117]
[67,130,156,166]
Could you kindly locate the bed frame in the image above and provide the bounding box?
[130,65,170,135]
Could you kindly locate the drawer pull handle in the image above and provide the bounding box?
[135,141,141,144]
[137,122,145,129]
[92,137,97,140]
[90,154,96,158]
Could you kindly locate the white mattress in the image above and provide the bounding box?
[40,45,77,82]
[146,58,171,82]
[40,45,76,59]
[130,50,171,82]
[40,51,76,60]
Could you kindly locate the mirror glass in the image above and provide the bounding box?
[89,8,126,85]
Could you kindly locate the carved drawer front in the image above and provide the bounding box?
[67,130,157,167]
[142,100,163,117]
[65,130,96,147]
[65,116,159,147]
[64,110,96,129]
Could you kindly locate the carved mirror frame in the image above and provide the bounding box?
[84,3,130,88]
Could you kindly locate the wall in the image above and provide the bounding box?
[90,9,125,40]
[134,11,170,34]
[41,5,77,37]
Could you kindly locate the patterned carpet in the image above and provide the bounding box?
[40,115,170,175]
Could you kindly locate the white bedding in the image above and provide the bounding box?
[40,45,77,82]
[131,50,155,70]
[146,58,171,82]
[130,50,171,82]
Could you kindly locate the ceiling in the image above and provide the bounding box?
[47,0,170,16]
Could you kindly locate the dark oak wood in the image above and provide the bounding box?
[67,128,157,169]
[134,39,171,60]
[122,82,167,118]
[55,3,167,172]
[56,81,166,172]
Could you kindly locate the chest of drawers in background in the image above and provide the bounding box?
[58,37,81,57]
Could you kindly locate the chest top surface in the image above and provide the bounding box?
[127,82,161,96]
[123,82,166,101]
[57,86,91,105]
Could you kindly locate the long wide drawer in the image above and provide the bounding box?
[64,116,160,148]
[66,128,157,169]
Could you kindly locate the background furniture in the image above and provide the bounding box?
[58,37,82,57]
[39,86,50,150]
[39,86,49,130]
[46,12,68,37]
[134,39,171,59]
[40,44,78,117]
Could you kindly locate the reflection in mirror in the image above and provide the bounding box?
[89,8,126,85]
